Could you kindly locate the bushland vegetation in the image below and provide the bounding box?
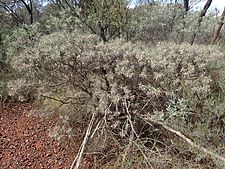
[1,0,225,168]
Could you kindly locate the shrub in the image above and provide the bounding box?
[8,24,225,168]
[3,2,225,168]
[10,28,224,122]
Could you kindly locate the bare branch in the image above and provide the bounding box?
[70,111,97,169]
[144,117,225,164]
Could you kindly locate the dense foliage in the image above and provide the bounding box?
[1,0,225,168]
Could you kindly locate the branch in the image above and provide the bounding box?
[145,118,225,164]
[40,94,69,104]
[183,0,189,14]
[70,111,97,169]
[0,1,24,24]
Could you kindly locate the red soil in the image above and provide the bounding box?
[0,103,85,169]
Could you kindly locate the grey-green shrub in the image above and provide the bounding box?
[7,22,225,168]
[10,28,224,118]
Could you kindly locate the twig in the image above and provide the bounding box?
[123,98,138,138]
[132,140,153,169]
[90,120,102,139]
[40,94,69,104]
[123,98,153,168]
[121,128,134,166]
[70,111,96,169]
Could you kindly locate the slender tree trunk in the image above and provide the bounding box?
[211,7,225,44]
[20,0,34,24]
[0,2,25,25]
[190,0,212,45]
[180,1,189,43]
[184,0,189,14]
[29,0,33,24]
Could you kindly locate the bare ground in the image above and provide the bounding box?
[0,103,92,169]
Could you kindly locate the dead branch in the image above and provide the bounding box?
[70,111,97,169]
[40,94,70,105]
[144,117,225,164]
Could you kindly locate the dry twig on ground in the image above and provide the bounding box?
[70,111,96,169]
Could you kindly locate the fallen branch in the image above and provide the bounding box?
[70,111,96,169]
[145,117,225,164]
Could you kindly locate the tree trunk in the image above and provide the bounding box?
[20,0,34,24]
[190,0,212,45]
[211,7,225,44]
[184,0,189,14]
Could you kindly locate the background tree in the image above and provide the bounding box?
[183,0,189,13]
[0,0,46,25]
[51,0,130,42]
[190,0,213,44]
[211,7,225,44]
